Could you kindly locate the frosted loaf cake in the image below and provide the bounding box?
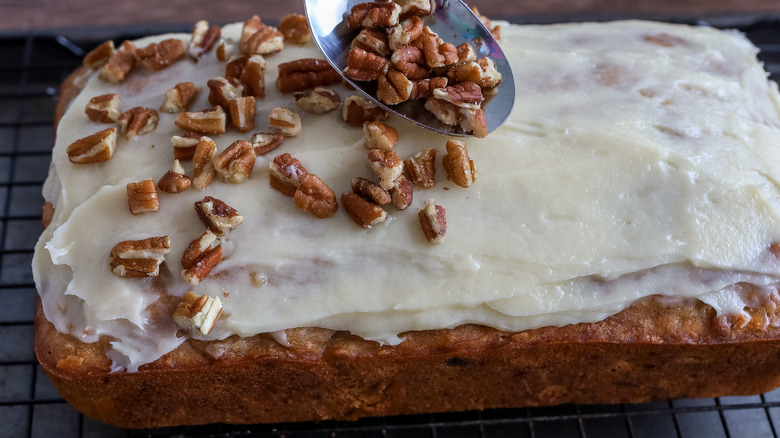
[32,11,780,428]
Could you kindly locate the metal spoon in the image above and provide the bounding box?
[303,0,515,137]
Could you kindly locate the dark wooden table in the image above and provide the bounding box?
[2,0,780,31]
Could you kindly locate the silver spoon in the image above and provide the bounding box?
[303,0,515,137]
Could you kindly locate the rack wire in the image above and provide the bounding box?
[3,17,780,438]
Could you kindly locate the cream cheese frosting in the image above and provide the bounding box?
[33,20,780,371]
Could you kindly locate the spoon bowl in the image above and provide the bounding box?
[304,0,515,137]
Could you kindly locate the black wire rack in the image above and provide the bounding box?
[3,16,780,438]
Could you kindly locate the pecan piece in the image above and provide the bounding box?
[351,176,391,205]
[126,179,159,215]
[188,20,221,60]
[109,236,171,278]
[279,13,311,44]
[269,153,308,196]
[160,82,197,113]
[171,132,202,161]
[390,45,429,80]
[181,231,223,286]
[368,149,404,190]
[195,196,244,237]
[342,192,388,229]
[344,47,389,82]
[458,107,488,138]
[397,0,434,18]
[207,77,244,110]
[175,106,227,135]
[418,199,446,244]
[342,95,388,127]
[226,55,266,98]
[240,15,284,55]
[83,40,115,70]
[377,70,414,105]
[447,57,502,89]
[213,140,256,183]
[410,77,448,99]
[216,38,235,61]
[456,43,477,63]
[442,139,476,187]
[277,58,343,93]
[135,38,186,71]
[351,28,390,57]
[424,96,460,126]
[404,147,436,188]
[228,96,256,133]
[390,175,414,210]
[432,81,484,109]
[269,107,302,137]
[192,136,217,191]
[251,132,285,156]
[294,87,341,114]
[417,27,459,68]
[117,107,159,139]
[388,16,424,51]
[362,121,398,150]
[348,1,401,29]
[471,6,501,41]
[294,174,339,219]
[173,291,223,335]
[66,127,117,164]
[157,160,191,193]
[99,40,136,84]
[85,93,120,123]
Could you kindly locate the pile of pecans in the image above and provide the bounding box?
[342,0,502,138]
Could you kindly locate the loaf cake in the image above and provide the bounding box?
[32,7,780,429]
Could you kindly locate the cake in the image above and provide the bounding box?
[32,8,780,429]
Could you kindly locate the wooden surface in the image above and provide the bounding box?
[1,0,780,31]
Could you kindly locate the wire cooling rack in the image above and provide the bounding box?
[3,16,780,438]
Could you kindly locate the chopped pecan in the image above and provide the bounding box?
[397,0,434,18]
[458,107,488,138]
[418,27,459,69]
[99,40,136,84]
[294,87,341,114]
[471,6,501,41]
[173,291,223,335]
[188,20,221,60]
[276,58,342,93]
[195,196,244,237]
[175,106,227,135]
[390,175,414,210]
[160,82,197,113]
[342,192,388,229]
[418,199,446,244]
[424,96,460,126]
[216,38,235,61]
[269,107,302,137]
[109,236,171,278]
[228,96,256,133]
[251,132,285,156]
[404,147,436,188]
[443,139,476,187]
[456,43,477,63]
[239,15,284,55]
[213,140,256,183]
[348,1,401,29]
[388,16,424,51]
[390,45,429,80]
[410,77,448,99]
[126,179,159,215]
[351,176,391,205]
[294,174,339,218]
[85,93,121,123]
[432,81,484,109]
[135,38,186,71]
[117,107,159,139]
[171,132,202,161]
[66,127,117,164]
[269,153,308,196]
[368,148,404,190]
[377,70,414,105]
[181,231,223,285]
[157,159,191,193]
[447,57,502,89]
[192,136,217,190]
[226,55,266,98]
[83,40,115,70]
[342,95,388,127]
[362,121,398,150]
[207,77,244,110]
[344,47,389,81]
[278,13,311,44]
[351,28,390,57]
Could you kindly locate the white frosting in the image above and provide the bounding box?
[32,21,780,371]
